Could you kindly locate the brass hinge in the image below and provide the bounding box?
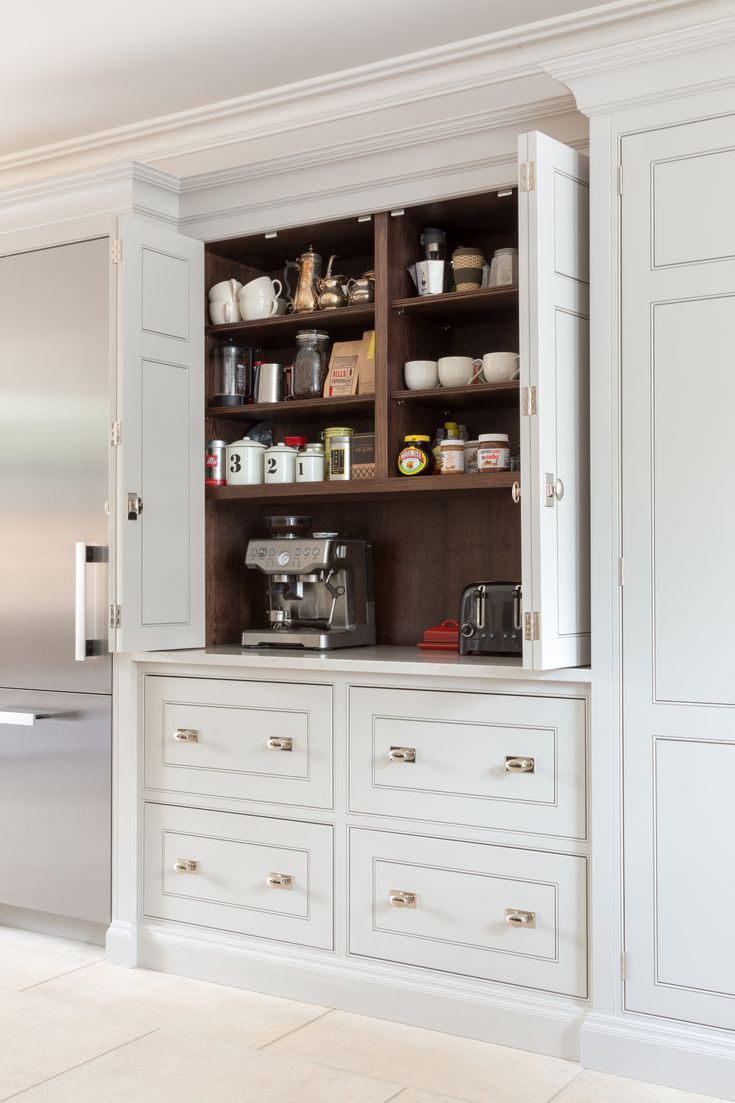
[110,421,122,446]
[111,239,122,264]
[110,604,121,629]
[524,611,540,641]
[522,386,537,416]
[621,950,628,981]
[519,162,536,192]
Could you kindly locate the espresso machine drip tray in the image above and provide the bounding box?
[241,625,376,650]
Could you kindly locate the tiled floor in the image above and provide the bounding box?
[0,926,722,1103]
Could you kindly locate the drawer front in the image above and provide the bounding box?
[144,676,332,809]
[348,686,586,838]
[143,804,333,949]
[349,828,587,997]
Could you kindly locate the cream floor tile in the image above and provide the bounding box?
[0,928,104,991]
[557,1070,722,1103]
[0,988,152,1099]
[269,1010,579,1103]
[30,960,329,1049]
[392,1091,478,1103]
[10,1028,403,1103]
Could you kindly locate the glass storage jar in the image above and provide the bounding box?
[292,330,330,399]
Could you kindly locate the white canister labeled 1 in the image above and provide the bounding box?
[264,444,298,483]
[225,438,266,485]
[477,433,510,472]
[296,444,325,483]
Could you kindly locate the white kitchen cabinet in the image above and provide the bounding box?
[620,113,735,1031]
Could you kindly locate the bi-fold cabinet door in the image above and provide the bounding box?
[518,131,591,670]
[112,217,205,652]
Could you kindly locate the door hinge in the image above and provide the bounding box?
[621,950,628,981]
[524,611,540,641]
[519,161,536,192]
[110,421,122,446]
[617,165,623,196]
[110,604,121,629]
[522,386,537,416]
[618,557,624,587]
[111,239,122,264]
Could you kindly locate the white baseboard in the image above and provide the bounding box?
[582,1013,735,1102]
[105,920,138,967]
[135,924,585,1060]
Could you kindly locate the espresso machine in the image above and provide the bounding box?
[241,516,376,650]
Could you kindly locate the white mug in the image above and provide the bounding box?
[209,299,240,325]
[209,279,242,302]
[480,352,520,383]
[438,356,479,388]
[404,360,439,390]
[225,439,266,485]
[240,296,278,320]
[241,276,283,300]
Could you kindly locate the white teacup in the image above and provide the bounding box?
[438,356,480,388]
[241,275,283,300]
[404,360,439,390]
[209,299,241,325]
[209,279,242,302]
[480,351,520,383]
[240,295,278,320]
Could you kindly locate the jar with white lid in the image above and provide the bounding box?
[225,438,266,485]
[296,443,325,483]
[439,438,465,474]
[477,433,510,472]
[488,248,519,288]
[264,443,298,483]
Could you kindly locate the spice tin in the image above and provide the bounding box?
[328,435,352,481]
[206,440,227,487]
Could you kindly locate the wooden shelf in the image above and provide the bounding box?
[207,472,516,505]
[391,381,519,411]
[206,303,375,346]
[391,286,517,323]
[207,393,374,425]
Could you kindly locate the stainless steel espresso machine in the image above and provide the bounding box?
[241,516,376,650]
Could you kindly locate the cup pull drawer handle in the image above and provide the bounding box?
[505,756,534,773]
[174,728,199,743]
[267,737,293,752]
[267,873,293,889]
[389,890,417,908]
[505,908,535,928]
[388,746,416,763]
[174,859,198,874]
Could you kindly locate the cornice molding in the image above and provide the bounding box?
[0,161,180,211]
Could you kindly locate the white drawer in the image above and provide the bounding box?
[144,676,332,809]
[349,828,587,997]
[348,686,586,838]
[143,803,333,950]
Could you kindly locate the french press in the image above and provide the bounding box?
[211,340,253,407]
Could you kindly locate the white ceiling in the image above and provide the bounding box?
[1,0,602,158]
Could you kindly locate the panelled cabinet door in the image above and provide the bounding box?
[114,217,205,652]
[519,131,590,670]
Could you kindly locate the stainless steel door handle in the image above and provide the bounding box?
[75,542,108,661]
[0,710,46,726]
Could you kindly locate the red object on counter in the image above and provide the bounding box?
[417,618,460,651]
[284,435,307,448]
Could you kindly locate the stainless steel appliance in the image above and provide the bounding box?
[241,516,375,650]
[459,582,523,656]
[0,238,112,931]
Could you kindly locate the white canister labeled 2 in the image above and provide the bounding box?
[225,439,266,485]
[264,444,298,483]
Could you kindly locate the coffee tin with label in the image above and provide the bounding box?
[206,440,227,487]
[328,435,352,481]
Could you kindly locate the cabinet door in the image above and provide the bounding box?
[621,115,735,1030]
[519,131,590,670]
[114,218,205,652]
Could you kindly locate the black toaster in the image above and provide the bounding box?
[459,582,523,656]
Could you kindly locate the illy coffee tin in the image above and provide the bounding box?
[206,440,227,487]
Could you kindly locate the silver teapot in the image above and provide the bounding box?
[346,271,375,305]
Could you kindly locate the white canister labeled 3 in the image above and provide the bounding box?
[225,439,266,485]
[264,444,298,483]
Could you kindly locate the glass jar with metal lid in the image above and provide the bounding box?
[292,329,330,399]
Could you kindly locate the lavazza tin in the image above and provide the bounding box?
[206,440,227,487]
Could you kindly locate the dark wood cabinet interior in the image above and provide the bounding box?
[204,188,522,647]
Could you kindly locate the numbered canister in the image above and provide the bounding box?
[225,438,266,485]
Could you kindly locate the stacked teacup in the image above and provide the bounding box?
[208,278,242,324]
[238,276,284,321]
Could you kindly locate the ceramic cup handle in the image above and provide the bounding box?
[267,298,278,317]
[271,279,282,299]
[510,364,521,381]
[470,358,484,384]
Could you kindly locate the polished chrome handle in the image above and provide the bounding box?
[174,859,198,874]
[389,890,417,908]
[74,542,108,660]
[267,873,293,889]
[174,728,198,743]
[388,746,416,763]
[505,756,535,774]
[545,473,565,507]
[0,710,45,726]
[267,736,293,752]
[554,478,565,501]
[511,481,521,504]
[505,908,535,928]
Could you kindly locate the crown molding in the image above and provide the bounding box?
[0,0,691,185]
[544,13,735,114]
